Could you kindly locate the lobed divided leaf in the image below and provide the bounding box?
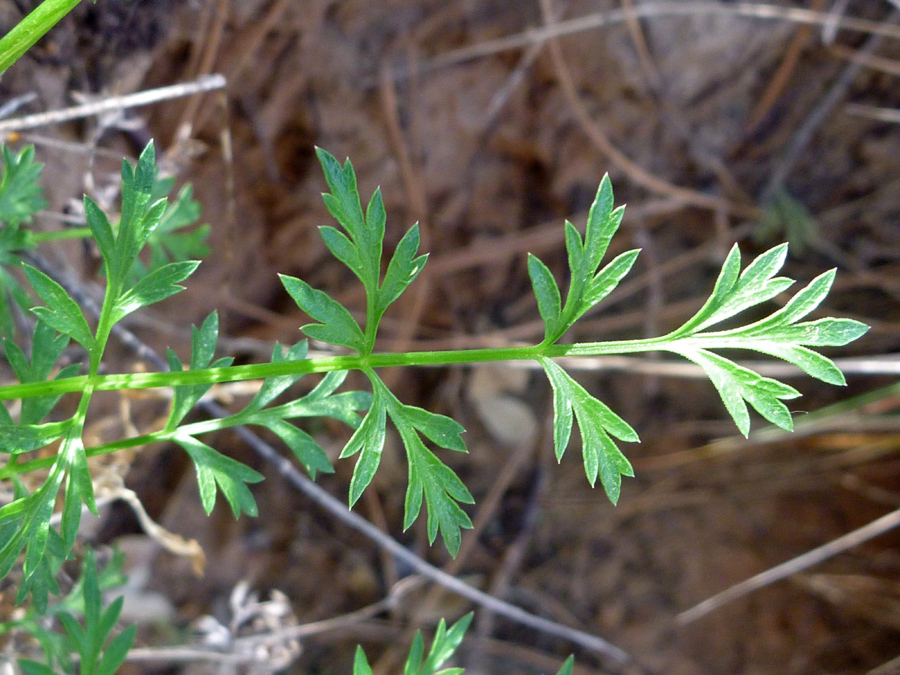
[279,274,366,352]
[175,434,264,518]
[541,357,637,503]
[23,265,94,350]
[529,174,639,345]
[0,145,47,224]
[661,247,869,435]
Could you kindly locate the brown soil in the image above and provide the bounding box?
[2,1,900,673]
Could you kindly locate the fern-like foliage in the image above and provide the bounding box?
[0,140,867,675]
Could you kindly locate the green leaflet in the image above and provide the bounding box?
[264,418,334,478]
[110,260,200,324]
[86,143,203,309]
[3,321,80,425]
[279,274,367,353]
[670,243,794,337]
[175,434,264,518]
[307,148,427,354]
[350,610,575,674]
[403,613,472,675]
[529,175,639,344]
[340,391,388,503]
[541,357,637,503]
[0,145,45,338]
[0,421,70,454]
[241,340,310,414]
[129,180,210,283]
[339,372,472,555]
[23,265,95,350]
[0,145,47,224]
[675,348,800,437]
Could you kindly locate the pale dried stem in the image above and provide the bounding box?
[0,74,226,134]
[678,506,900,624]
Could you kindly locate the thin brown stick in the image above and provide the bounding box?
[376,59,433,391]
[678,506,900,624]
[844,103,900,124]
[176,0,229,137]
[830,42,900,76]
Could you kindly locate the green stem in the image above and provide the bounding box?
[30,227,92,243]
[0,336,679,401]
[0,0,85,76]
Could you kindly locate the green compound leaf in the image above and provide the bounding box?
[313,148,427,354]
[23,265,94,350]
[541,357,637,504]
[339,373,472,556]
[12,543,129,672]
[403,613,472,675]
[165,312,233,431]
[279,274,366,353]
[175,434,264,518]
[530,174,639,345]
[0,144,47,224]
[657,246,870,434]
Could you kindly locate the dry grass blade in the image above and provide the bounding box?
[794,573,900,631]
[413,2,900,76]
[0,74,226,133]
[678,506,900,624]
